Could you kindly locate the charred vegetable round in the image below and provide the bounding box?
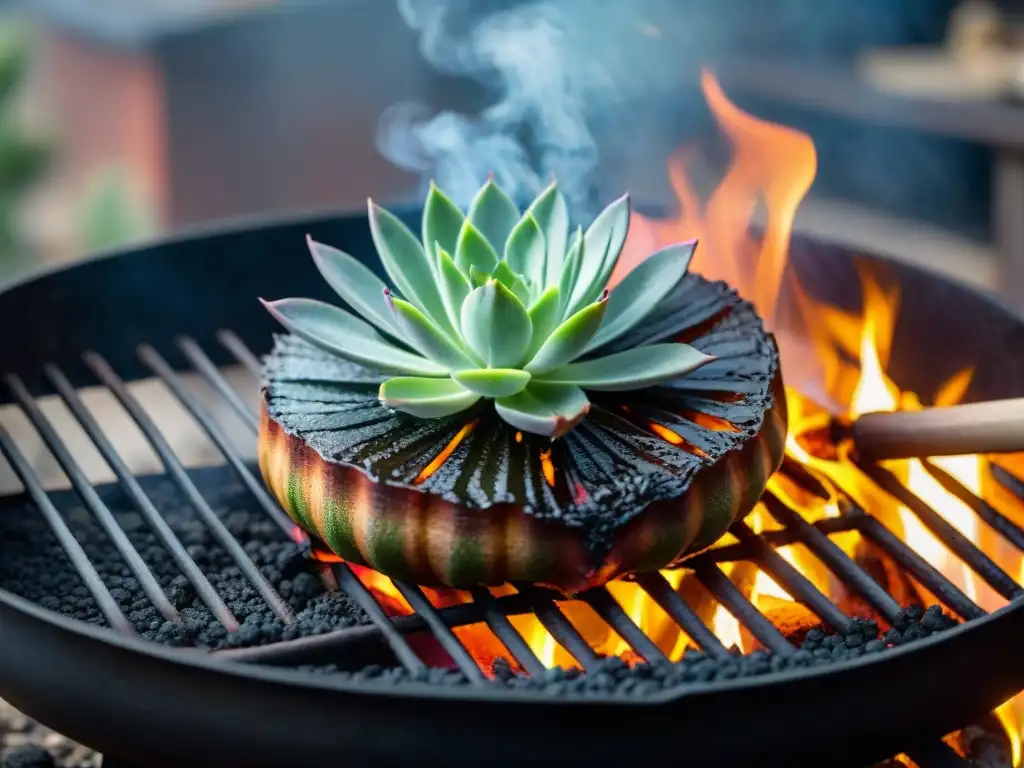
[258,180,787,592]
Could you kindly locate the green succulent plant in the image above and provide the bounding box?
[261,179,715,438]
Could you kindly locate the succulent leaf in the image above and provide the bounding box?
[437,247,472,331]
[455,219,500,276]
[368,201,455,335]
[460,279,533,368]
[306,236,403,339]
[467,179,520,251]
[527,182,570,287]
[537,343,715,391]
[566,193,631,316]
[422,182,464,262]
[557,226,585,317]
[260,298,447,376]
[388,292,481,370]
[495,381,590,438]
[504,212,546,285]
[266,180,710,438]
[452,368,531,397]
[585,240,697,353]
[524,285,561,361]
[379,376,480,418]
[468,264,490,288]
[526,293,607,374]
[490,260,519,290]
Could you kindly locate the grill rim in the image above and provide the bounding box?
[0,211,1022,766]
[3,581,1021,767]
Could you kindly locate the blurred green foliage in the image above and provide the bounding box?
[77,166,155,253]
[0,24,50,259]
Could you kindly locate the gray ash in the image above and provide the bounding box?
[0,466,368,649]
[294,609,957,696]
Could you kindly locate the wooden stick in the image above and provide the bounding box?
[848,397,1024,461]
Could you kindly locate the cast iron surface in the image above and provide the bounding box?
[0,210,1022,767]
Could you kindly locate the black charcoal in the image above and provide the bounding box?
[0,467,368,650]
[290,603,957,697]
[1,745,55,768]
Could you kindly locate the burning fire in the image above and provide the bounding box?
[315,71,1024,763]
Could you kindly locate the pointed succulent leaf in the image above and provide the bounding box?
[437,246,471,331]
[460,279,533,368]
[525,293,608,374]
[586,240,697,352]
[467,179,520,251]
[261,298,447,376]
[387,292,480,370]
[524,285,561,361]
[422,182,464,262]
[379,376,480,418]
[527,182,570,287]
[452,368,531,397]
[504,212,546,284]
[368,200,455,335]
[455,220,499,276]
[509,274,532,305]
[468,264,490,288]
[495,382,590,439]
[490,260,519,290]
[306,236,403,338]
[567,194,631,315]
[537,343,715,391]
[558,226,584,317]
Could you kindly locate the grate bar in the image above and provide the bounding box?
[330,563,426,674]
[43,365,239,630]
[990,462,1024,502]
[905,741,978,767]
[633,572,730,659]
[692,563,794,656]
[924,459,1024,551]
[138,344,301,542]
[176,336,260,431]
[858,460,1023,600]
[854,511,984,620]
[515,586,603,671]
[778,457,832,500]
[730,520,852,634]
[4,375,181,623]
[684,515,860,567]
[217,329,262,378]
[762,492,903,623]
[469,587,547,677]
[581,588,670,664]
[220,589,565,665]
[0,424,136,635]
[82,351,296,624]
[391,581,487,685]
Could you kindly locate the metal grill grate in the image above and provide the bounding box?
[2,331,1023,767]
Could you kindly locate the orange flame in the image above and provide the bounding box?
[313,71,1021,762]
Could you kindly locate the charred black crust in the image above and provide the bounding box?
[263,273,779,553]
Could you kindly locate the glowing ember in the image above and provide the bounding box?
[302,71,1023,762]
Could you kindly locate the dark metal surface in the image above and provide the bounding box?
[0,211,1021,767]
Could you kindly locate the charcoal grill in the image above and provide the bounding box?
[1,210,1023,768]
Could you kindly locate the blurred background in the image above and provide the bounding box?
[0,0,1021,306]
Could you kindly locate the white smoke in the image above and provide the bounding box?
[378,0,958,230]
[377,0,687,219]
